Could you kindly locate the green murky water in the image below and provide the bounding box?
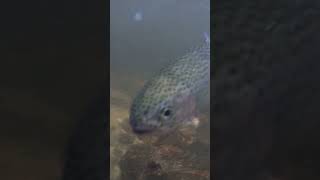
[110,0,210,179]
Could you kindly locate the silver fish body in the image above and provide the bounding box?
[130,43,210,134]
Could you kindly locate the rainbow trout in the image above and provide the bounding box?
[129,43,210,134]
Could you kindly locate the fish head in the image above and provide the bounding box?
[129,80,196,135]
[129,96,175,134]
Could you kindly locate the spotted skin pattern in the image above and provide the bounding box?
[130,43,210,134]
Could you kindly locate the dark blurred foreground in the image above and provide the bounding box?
[0,0,106,179]
[213,0,320,179]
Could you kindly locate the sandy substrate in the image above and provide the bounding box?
[110,81,210,180]
[110,87,140,180]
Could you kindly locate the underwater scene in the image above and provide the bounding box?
[110,0,210,179]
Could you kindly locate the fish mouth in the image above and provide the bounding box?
[131,123,157,134]
[130,118,157,135]
[132,126,155,134]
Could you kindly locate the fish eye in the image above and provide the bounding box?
[160,107,172,119]
[164,109,171,116]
